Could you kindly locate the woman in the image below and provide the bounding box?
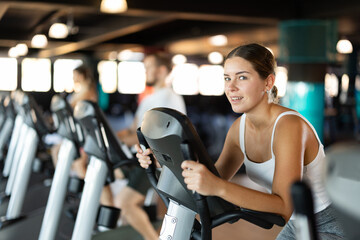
[68,65,98,109]
[137,43,345,239]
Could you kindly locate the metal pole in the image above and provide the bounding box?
[2,115,23,177]
[0,117,14,160]
[5,122,28,195]
[38,138,77,240]
[159,199,196,240]
[6,127,39,219]
[71,156,108,240]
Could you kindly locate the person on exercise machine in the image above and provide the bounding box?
[115,52,186,240]
[137,43,346,239]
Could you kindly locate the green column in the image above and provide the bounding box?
[278,20,338,142]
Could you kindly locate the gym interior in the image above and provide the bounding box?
[0,1,359,239]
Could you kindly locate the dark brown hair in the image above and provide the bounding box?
[225,43,276,79]
[74,65,96,86]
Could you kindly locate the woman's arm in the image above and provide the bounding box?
[182,115,306,222]
[181,117,244,194]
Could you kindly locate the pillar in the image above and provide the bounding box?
[278,20,338,142]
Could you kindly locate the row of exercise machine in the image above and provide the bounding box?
[0,90,359,240]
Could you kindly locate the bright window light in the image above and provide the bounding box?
[171,63,199,95]
[340,74,350,104]
[98,60,117,93]
[0,58,17,91]
[21,58,51,92]
[118,61,145,94]
[117,50,144,61]
[198,65,224,96]
[324,73,339,97]
[54,59,83,93]
[275,66,288,97]
[341,74,349,92]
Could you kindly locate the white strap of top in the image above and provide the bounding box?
[270,111,321,157]
[239,114,246,154]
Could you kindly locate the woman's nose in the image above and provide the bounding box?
[226,79,237,91]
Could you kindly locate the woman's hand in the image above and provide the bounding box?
[181,160,223,196]
[134,144,160,169]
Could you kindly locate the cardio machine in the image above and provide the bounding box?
[0,93,15,167]
[137,107,286,240]
[38,94,84,240]
[0,91,53,229]
[71,100,136,240]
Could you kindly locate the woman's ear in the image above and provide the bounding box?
[265,73,276,91]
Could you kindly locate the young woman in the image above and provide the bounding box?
[137,43,345,239]
[68,65,98,109]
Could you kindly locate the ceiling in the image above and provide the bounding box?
[0,0,360,61]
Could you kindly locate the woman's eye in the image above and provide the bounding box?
[239,76,247,80]
[224,77,231,81]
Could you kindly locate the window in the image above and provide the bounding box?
[54,59,83,92]
[171,63,199,95]
[98,60,117,93]
[21,58,51,92]
[118,61,145,94]
[0,58,17,91]
[198,65,224,96]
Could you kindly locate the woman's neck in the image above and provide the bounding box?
[246,103,276,131]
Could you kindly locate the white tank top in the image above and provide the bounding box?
[240,111,331,215]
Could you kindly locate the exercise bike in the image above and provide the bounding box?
[137,107,286,240]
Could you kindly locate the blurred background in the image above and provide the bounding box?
[0,0,359,161]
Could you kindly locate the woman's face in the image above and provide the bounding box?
[73,70,85,92]
[224,57,266,113]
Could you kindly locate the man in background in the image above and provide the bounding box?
[115,52,186,240]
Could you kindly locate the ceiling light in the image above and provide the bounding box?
[31,34,48,48]
[208,35,228,46]
[100,0,128,13]
[16,43,28,56]
[49,23,69,39]
[8,47,19,58]
[208,52,223,64]
[336,39,353,54]
[172,54,187,65]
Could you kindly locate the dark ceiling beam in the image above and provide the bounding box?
[1,0,100,11]
[125,9,278,25]
[302,1,360,18]
[0,3,9,21]
[30,9,71,37]
[37,15,177,58]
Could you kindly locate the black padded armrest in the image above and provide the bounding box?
[73,100,135,169]
[50,95,83,145]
